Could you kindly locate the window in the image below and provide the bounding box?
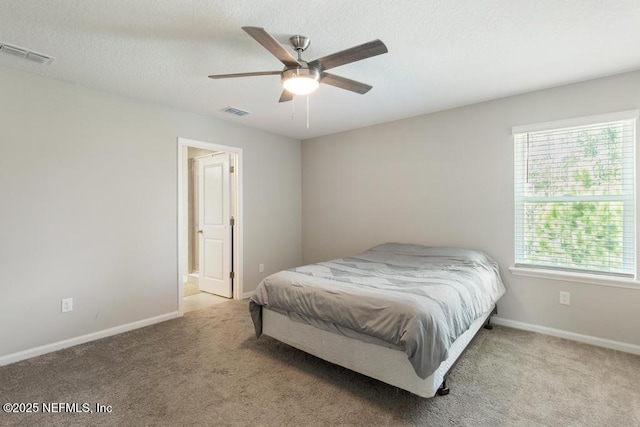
[514,111,637,278]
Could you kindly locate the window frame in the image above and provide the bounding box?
[512,110,639,283]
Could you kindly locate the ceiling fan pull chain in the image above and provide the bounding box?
[306,94,310,129]
[292,96,295,121]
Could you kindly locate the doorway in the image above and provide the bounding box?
[177,138,243,315]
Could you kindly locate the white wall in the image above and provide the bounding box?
[0,66,301,358]
[302,70,640,347]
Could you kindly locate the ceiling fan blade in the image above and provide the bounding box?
[208,71,281,79]
[279,90,294,103]
[320,73,372,94]
[242,26,300,67]
[309,39,388,71]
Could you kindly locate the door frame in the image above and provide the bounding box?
[177,137,243,315]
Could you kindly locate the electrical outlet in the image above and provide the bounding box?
[559,291,570,306]
[61,298,73,313]
[259,263,264,273]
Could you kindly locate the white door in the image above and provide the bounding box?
[198,153,232,298]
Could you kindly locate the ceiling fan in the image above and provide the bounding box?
[209,27,388,102]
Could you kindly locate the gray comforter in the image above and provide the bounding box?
[249,243,506,379]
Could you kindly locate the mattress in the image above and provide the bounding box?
[250,243,506,380]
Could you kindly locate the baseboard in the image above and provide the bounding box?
[187,273,199,286]
[0,311,181,366]
[491,316,640,356]
[242,290,255,299]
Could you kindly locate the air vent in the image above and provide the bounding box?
[221,106,250,117]
[0,42,54,64]
[0,44,26,58]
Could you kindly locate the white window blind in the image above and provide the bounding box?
[514,112,637,277]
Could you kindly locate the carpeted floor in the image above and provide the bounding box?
[1,300,639,426]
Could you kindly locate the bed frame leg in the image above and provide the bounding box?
[483,317,493,330]
[436,378,450,396]
[483,306,497,330]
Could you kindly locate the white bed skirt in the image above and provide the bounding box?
[263,306,494,398]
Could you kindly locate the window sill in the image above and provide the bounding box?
[508,267,640,290]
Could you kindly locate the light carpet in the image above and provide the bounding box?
[1,300,638,426]
[183,280,201,297]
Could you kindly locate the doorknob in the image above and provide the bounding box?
[198,230,203,234]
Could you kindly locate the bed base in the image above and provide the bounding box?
[262,305,496,398]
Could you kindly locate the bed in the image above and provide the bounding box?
[249,243,506,397]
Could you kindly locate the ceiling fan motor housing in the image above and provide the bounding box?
[282,63,319,83]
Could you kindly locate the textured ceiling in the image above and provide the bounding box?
[1,0,640,140]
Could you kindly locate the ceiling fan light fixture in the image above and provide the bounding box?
[282,67,319,95]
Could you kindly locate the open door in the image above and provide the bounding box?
[197,152,232,298]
